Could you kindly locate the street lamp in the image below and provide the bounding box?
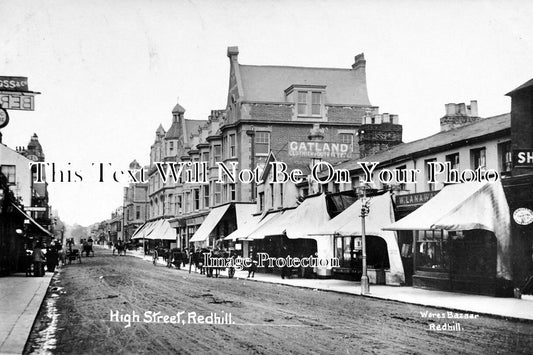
[357,186,371,295]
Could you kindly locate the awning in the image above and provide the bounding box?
[384,181,511,279]
[224,204,260,241]
[189,204,231,243]
[132,220,155,240]
[146,219,176,240]
[131,221,149,239]
[315,192,405,284]
[11,203,52,237]
[284,194,331,239]
[246,209,295,240]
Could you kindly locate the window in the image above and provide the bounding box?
[169,141,174,155]
[311,92,321,115]
[168,194,174,215]
[279,185,284,207]
[255,131,270,155]
[229,183,236,201]
[203,185,210,208]
[395,165,407,191]
[471,148,486,170]
[213,145,222,164]
[201,152,209,162]
[498,141,512,174]
[1,165,16,185]
[194,189,200,210]
[214,183,222,205]
[177,195,182,213]
[297,91,323,117]
[136,206,141,219]
[445,153,460,170]
[185,192,191,213]
[127,209,131,221]
[297,91,307,115]
[415,230,449,271]
[339,133,353,146]
[270,183,275,208]
[229,134,236,157]
[259,192,264,211]
[222,136,228,158]
[425,158,437,191]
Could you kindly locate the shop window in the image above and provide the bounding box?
[415,230,449,271]
[334,236,360,269]
[498,141,512,174]
[471,147,486,170]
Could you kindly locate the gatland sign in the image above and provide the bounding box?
[288,141,352,159]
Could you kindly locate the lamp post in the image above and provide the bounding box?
[358,186,370,294]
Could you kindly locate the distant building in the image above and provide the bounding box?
[123,160,148,242]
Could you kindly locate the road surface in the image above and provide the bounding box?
[25,247,533,354]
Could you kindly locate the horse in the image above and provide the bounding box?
[115,243,126,256]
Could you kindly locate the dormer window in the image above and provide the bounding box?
[285,84,326,121]
[298,91,322,117]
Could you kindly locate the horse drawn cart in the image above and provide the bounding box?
[66,248,81,264]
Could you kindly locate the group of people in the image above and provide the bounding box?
[28,241,63,277]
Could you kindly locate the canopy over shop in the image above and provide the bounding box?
[384,181,511,295]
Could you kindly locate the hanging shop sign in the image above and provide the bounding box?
[0,108,9,128]
[513,208,533,226]
[0,92,35,111]
[0,76,29,92]
[288,141,352,159]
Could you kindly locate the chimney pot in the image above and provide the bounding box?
[227,46,239,58]
[352,53,366,70]
[382,113,390,123]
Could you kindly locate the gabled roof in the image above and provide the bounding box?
[185,119,205,138]
[507,78,533,96]
[335,113,510,171]
[238,64,371,105]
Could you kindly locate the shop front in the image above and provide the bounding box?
[386,181,512,296]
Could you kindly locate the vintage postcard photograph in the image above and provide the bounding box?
[1,0,532,354]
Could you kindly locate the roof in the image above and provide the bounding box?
[185,119,205,137]
[156,124,165,134]
[172,103,186,114]
[335,113,510,171]
[238,64,371,105]
[507,78,533,96]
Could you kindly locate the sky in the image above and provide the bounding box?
[1,0,532,226]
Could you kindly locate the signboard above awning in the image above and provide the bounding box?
[288,141,352,159]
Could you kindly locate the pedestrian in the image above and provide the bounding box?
[32,242,46,277]
[247,252,258,278]
[46,245,59,272]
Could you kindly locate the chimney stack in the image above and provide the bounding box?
[440,100,482,132]
[352,53,366,70]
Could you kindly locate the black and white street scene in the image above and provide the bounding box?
[1,1,533,354]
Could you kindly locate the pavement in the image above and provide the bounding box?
[0,272,53,355]
[127,248,533,322]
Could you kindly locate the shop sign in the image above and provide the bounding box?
[288,141,352,159]
[0,92,35,111]
[513,149,533,168]
[0,76,29,92]
[513,208,533,226]
[396,190,439,207]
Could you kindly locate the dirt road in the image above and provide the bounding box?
[25,247,533,354]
